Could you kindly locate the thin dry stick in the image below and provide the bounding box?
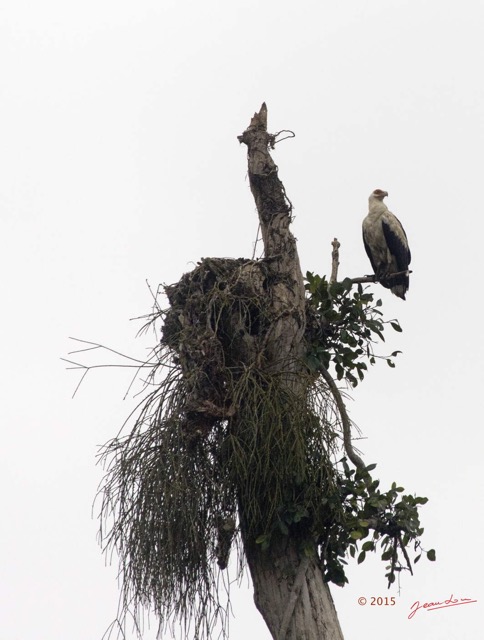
[252,223,262,260]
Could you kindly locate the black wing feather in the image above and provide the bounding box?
[381,216,411,271]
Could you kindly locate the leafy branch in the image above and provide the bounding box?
[323,459,435,587]
[305,272,402,387]
[255,459,435,588]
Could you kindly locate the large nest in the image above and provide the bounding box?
[161,256,272,441]
[98,257,342,640]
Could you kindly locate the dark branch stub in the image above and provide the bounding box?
[330,238,340,283]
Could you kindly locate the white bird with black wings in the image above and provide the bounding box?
[362,189,411,300]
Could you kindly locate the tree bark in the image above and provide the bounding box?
[237,104,345,640]
[237,103,305,369]
[245,537,344,640]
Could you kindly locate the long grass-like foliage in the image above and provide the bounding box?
[97,358,342,640]
[98,360,232,639]
[96,258,345,639]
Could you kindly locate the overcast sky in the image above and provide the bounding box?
[1,1,482,638]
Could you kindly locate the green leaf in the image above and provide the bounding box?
[427,549,436,561]
[350,530,363,540]
[362,541,374,552]
[346,371,358,386]
[255,534,270,550]
[278,520,289,536]
[357,551,366,564]
[390,321,402,332]
[305,354,320,372]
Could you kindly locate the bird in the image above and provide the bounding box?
[362,189,411,300]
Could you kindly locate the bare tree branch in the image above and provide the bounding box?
[319,366,365,470]
[330,238,340,284]
[350,269,412,285]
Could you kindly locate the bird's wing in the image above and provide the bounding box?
[381,213,411,270]
[362,226,380,274]
[362,216,380,273]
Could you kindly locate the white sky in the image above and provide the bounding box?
[1,1,483,638]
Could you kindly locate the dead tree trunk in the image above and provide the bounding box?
[245,536,344,640]
[237,104,344,639]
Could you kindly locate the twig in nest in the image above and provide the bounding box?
[61,337,162,399]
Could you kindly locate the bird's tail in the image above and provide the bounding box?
[380,272,409,299]
[390,284,407,300]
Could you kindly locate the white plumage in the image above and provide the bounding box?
[362,189,411,300]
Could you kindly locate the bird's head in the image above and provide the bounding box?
[370,189,388,201]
